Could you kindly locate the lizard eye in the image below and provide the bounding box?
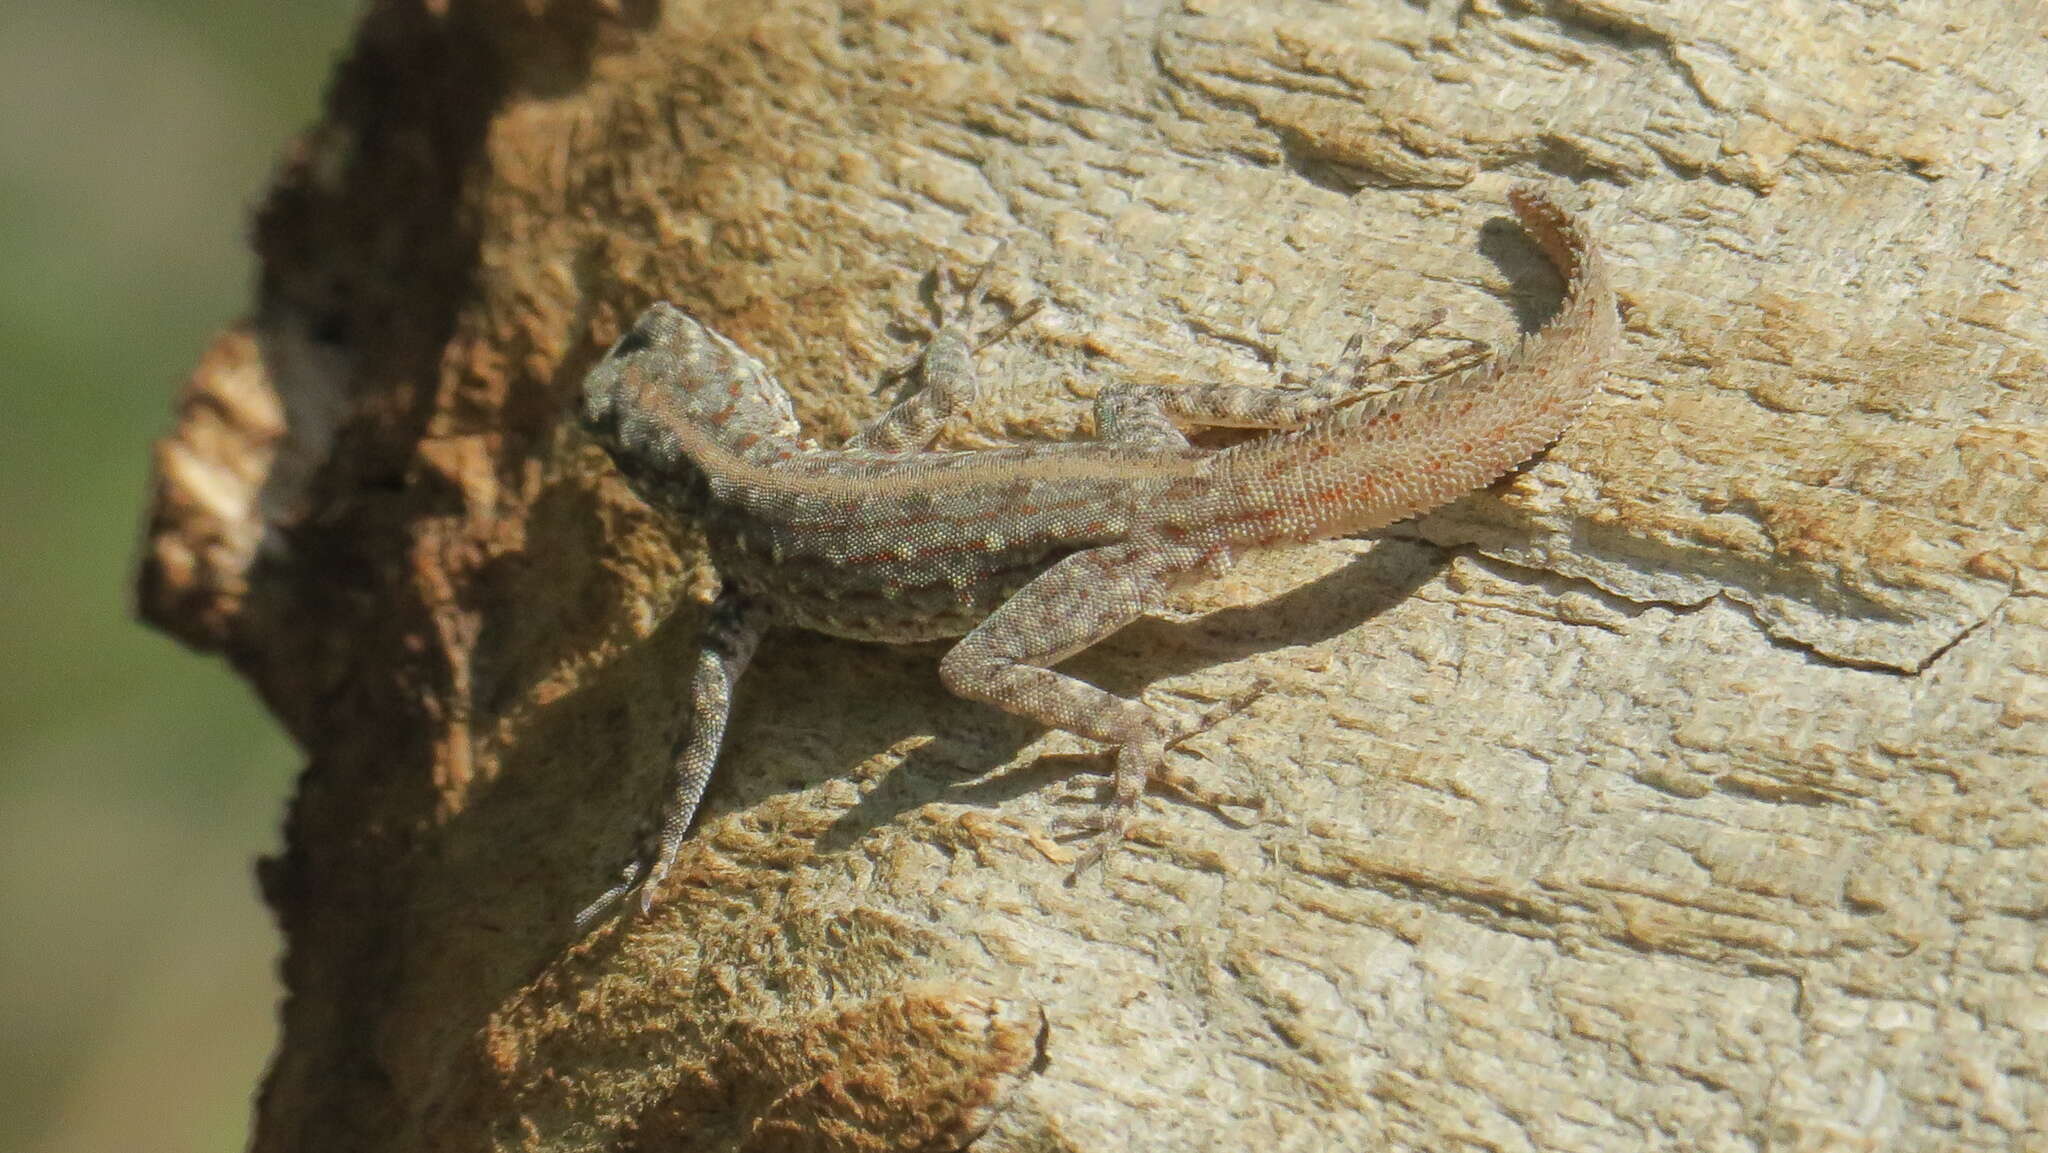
[610,325,654,359]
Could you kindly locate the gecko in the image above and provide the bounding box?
[573,184,1618,926]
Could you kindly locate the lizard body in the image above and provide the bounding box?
[575,184,1618,924]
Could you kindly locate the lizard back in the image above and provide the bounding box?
[701,445,1194,640]
[578,311,1210,639]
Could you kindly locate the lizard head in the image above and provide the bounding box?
[579,302,803,488]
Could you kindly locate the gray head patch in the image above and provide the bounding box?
[580,303,802,471]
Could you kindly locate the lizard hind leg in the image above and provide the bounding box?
[1091,306,1491,447]
[936,541,1261,878]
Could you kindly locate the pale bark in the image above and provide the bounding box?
[139,1,2048,1149]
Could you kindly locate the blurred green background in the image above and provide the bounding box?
[0,0,358,1149]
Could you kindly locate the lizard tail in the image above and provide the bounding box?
[1212,184,1619,547]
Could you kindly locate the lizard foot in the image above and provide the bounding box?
[1051,803,1132,880]
[875,246,1044,398]
[1054,678,1271,882]
[1285,308,1490,403]
[572,830,685,932]
[572,859,647,933]
[1164,677,1272,750]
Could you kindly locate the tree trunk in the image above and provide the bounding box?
[138,0,2048,1149]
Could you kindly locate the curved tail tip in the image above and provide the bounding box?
[1505,182,1571,230]
[1504,182,1594,283]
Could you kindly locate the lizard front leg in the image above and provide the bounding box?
[847,250,1041,453]
[938,539,1245,872]
[576,587,767,928]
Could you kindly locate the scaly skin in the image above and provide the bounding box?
[574,184,1619,926]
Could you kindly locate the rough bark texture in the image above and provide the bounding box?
[137,0,2048,1150]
